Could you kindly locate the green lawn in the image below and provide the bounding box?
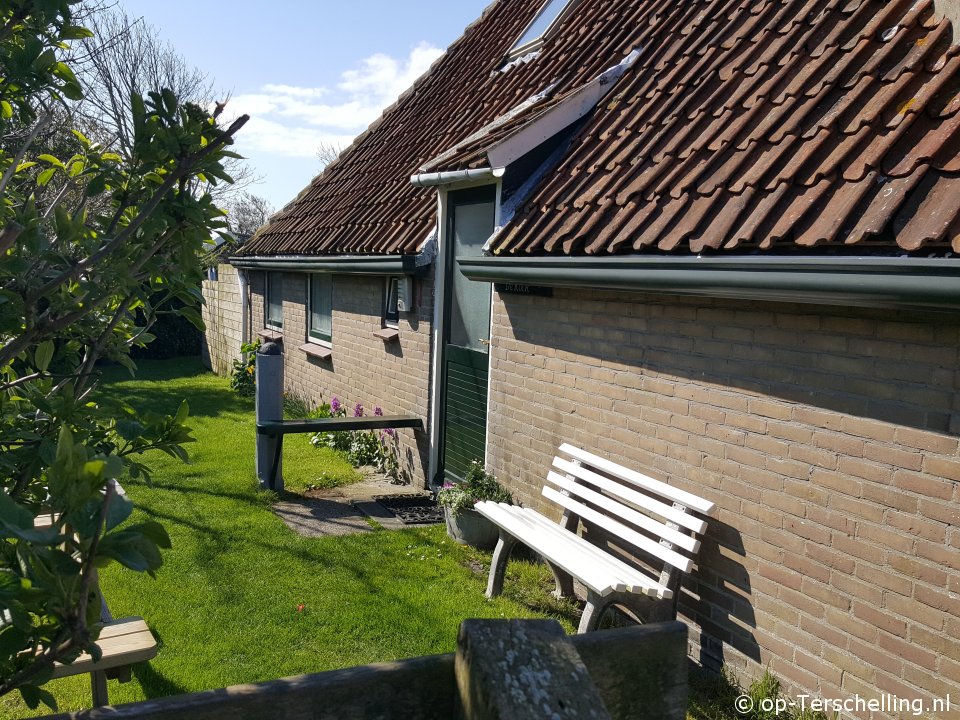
[1,358,573,718]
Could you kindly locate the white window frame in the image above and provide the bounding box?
[505,0,578,61]
[384,276,400,329]
[308,273,333,346]
[265,271,283,330]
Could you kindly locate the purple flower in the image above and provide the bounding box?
[442,483,454,489]
[330,397,341,413]
[384,427,396,438]
[353,402,363,417]
[374,406,383,417]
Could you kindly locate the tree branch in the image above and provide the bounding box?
[26,113,249,304]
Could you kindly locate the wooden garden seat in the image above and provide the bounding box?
[475,444,714,633]
[49,616,158,706]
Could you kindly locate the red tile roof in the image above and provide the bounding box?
[240,0,960,258]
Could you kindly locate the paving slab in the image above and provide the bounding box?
[273,498,372,537]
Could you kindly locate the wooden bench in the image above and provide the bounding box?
[32,488,159,707]
[256,415,424,489]
[50,616,158,707]
[475,444,715,634]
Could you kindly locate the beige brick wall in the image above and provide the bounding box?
[486,286,960,719]
[201,263,244,376]
[250,270,433,486]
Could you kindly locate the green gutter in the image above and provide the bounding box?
[229,255,429,276]
[457,256,960,311]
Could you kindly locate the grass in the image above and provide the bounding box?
[0,358,572,718]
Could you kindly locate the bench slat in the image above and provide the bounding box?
[559,444,715,515]
[257,415,423,436]
[512,507,669,598]
[543,487,694,573]
[475,502,665,598]
[552,457,707,535]
[49,617,157,679]
[476,502,626,594]
[545,471,700,554]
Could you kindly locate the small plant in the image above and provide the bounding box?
[230,340,260,397]
[309,399,400,480]
[437,461,513,517]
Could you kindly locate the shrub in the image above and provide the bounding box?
[437,462,512,516]
[230,340,260,396]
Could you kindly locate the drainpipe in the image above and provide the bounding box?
[237,268,250,345]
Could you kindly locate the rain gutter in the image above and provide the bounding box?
[229,254,429,276]
[456,256,960,311]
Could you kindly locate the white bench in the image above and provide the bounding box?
[475,444,715,633]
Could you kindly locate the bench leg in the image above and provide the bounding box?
[90,670,109,707]
[485,533,517,598]
[546,562,574,600]
[578,590,609,633]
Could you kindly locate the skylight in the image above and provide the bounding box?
[507,0,576,59]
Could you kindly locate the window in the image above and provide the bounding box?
[265,272,283,329]
[384,277,400,329]
[308,273,332,344]
[507,0,576,60]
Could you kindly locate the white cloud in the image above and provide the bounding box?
[230,43,443,160]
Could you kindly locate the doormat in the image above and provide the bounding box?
[374,494,443,525]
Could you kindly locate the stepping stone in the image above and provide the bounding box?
[274,498,372,537]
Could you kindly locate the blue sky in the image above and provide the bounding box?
[118,0,491,211]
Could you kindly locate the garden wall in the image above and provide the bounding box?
[486,286,959,719]
[249,270,434,486]
[201,263,243,375]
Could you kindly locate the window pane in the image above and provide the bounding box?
[512,0,571,51]
[385,277,400,327]
[266,272,283,328]
[310,274,332,341]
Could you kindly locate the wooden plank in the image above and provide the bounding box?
[474,503,626,595]
[545,471,700,553]
[256,415,423,436]
[49,618,157,679]
[42,621,689,720]
[552,457,707,534]
[542,487,694,572]
[559,444,716,515]
[44,653,457,720]
[474,503,666,597]
[513,508,667,597]
[455,619,611,720]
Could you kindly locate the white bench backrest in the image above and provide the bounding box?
[545,445,714,573]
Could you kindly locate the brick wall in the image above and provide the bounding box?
[201,263,243,375]
[250,270,433,485]
[486,286,959,719]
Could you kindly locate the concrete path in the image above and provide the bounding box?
[273,472,430,537]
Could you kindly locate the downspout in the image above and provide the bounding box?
[237,269,250,345]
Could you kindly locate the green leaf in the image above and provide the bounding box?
[0,100,12,119]
[104,492,133,532]
[18,683,57,712]
[174,400,189,425]
[32,49,56,72]
[61,25,94,40]
[37,154,64,168]
[0,492,34,532]
[34,340,54,372]
[37,167,55,186]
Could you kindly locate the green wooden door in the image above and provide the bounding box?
[440,187,495,484]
